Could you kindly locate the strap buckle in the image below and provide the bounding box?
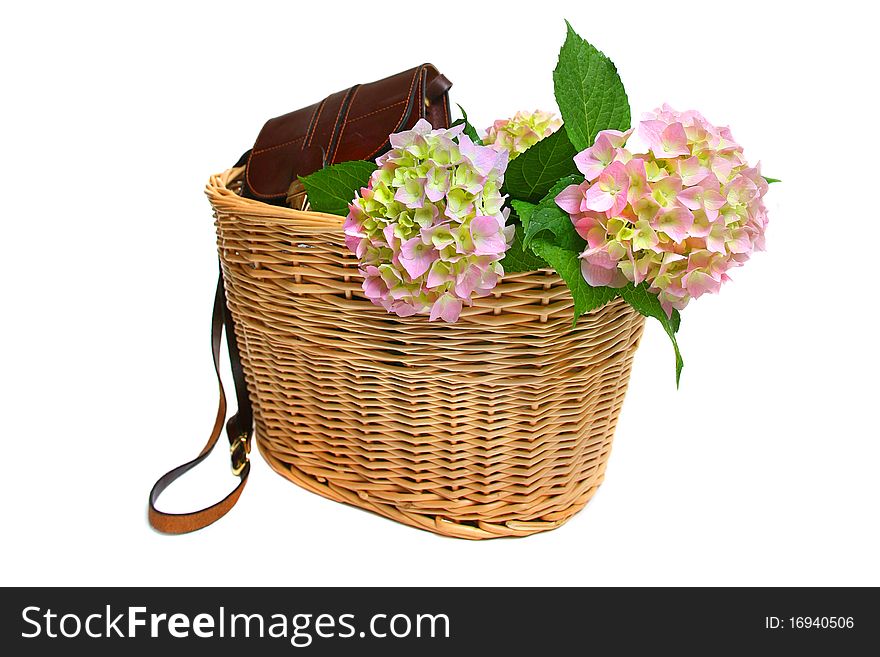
[230,433,251,476]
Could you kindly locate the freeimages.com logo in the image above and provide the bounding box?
[21,606,451,647]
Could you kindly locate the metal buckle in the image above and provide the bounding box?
[230,433,251,476]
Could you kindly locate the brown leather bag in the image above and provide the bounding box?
[242,64,453,204]
[148,65,453,534]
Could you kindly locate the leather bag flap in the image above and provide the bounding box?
[243,64,452,202]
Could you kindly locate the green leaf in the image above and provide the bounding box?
[522,173,586,251]
[299,160,377,216]
[451,104,482,145]
[510,200,537,231]
[764,176,781,184]
[530,238,618,325]
[503,128,579,203]
[511,173,618,324]
[553,20,631,151]
[513,173,623,324]
[524,199,583,250]
[620,283,684,386]
[501,223,550,273]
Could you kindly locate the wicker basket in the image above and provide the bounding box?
[207,167,645,539]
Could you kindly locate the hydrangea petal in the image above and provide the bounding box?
[429,293,463,322]
[654,206,694,243]
[471,215,507,256]
[580,258,628,288]
[555,184,585,214]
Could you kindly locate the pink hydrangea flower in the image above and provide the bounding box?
[483,110,563,159]
[573,128,632,181]
[344,119,512,322]
[556,105,769,317]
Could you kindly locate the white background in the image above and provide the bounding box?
[2,0,878,587]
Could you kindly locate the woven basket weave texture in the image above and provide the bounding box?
[208,167,644,539]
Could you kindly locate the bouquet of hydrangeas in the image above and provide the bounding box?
[301,21,773,384]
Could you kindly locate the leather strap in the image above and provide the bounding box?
[425,73,452,102]
[148,270,254,534]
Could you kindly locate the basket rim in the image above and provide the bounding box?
[206,166,559,277]
[206,167,346,229]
